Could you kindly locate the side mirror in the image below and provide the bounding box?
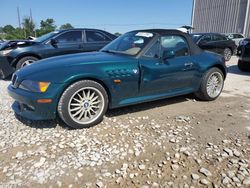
[50,39,58,46]
[162,50,175,60]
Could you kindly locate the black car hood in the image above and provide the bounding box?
[0,40,37,50]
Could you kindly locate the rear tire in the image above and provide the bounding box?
[195,67,224,101]
[223,48,232,61]
[238,60,250,71]
[16,56,38,70]
[58,80,108,129]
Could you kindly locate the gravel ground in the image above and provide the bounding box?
[0,56,249,188]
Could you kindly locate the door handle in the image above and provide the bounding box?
[184,62,194,67]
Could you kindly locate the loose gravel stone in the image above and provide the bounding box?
[200,179,210,185]
[191,173,200,180]
[199,168,212,177]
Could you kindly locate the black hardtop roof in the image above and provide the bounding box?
[130,29,202,55]
[130,29,187,35]
[58,28,109,32]
[191,32,224,35]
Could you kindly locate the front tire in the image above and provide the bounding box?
[238,60,250,71]
[195,67,224,101]
[58,80,108,129]
[223,48,232,61]
[16,56,38,70]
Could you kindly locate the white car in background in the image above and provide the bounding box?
[225,33,245,46]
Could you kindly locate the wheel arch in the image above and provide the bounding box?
[210,64,227,79]
[58,76,112,108]
[12,53,42,67]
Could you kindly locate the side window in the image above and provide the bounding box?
[144,39,160,58]
[161,35,190,57]
[235,34,244,38]
[200,35,211,42]
[55,31,82,43]
[86,31,110,42]
[213,34,226,41]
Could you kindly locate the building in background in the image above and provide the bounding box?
[191,0,250,36]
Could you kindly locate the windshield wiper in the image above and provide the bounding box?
[102,49,119,54]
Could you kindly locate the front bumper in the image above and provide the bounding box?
[0,56,15,79]
[8,84,62,120]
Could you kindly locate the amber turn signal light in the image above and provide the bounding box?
[39,82,50,93]
[37,99,52,103]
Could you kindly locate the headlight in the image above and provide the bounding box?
[19,80,50,93]
[0,49,13,56]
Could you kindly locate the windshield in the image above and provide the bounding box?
[101,31,155,56]
[190,34,202,42]
[34,31,60,43]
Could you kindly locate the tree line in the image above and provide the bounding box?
[0,17,74,40]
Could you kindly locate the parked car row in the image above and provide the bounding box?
[224,33,245,46]
[0,28,116,78]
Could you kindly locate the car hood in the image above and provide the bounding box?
[0,40,37,50]
[15,51,136,79]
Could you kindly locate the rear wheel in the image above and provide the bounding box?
[195,67,224,101]
[16,56,38,70]
[223,48,232,61]
[58,80,108,129]
[238,60,250,71]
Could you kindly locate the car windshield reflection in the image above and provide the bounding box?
[101,31,155,56]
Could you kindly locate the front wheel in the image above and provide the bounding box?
[16,56,38,70]
[58,80,108,129]
[195,68,224,101]
[223,48,232,61]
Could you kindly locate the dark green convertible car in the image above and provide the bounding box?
[8,29,227,128]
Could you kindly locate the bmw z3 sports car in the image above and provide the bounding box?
[8,29,227,128]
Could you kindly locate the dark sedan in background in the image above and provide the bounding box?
[190,33,237,61]
[0,28,116,79]
[0,39,4,46]
[237,37,250,71]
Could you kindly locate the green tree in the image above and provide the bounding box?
[2,25,15,34]
[22,17,35,38]
[2,25,24,40]
[59,23,74,30]
[114,32,122,37]
[37,18,56,36]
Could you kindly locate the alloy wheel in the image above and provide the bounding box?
[21,59,35,67]
[206,72,223,98]
[224,48,232,61]
[68,87,104,125]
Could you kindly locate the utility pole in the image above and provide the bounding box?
[17,6,21,28]
[30,8,33,23]
[30,8,34,36]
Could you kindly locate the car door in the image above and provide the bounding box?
[43,30,84,58]
[212,34,232,55]
[198,34,217,53]
[84,30,112,52]
[140,35,198,96]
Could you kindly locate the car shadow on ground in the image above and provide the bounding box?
[227,65,250,76]
[15,113,70,130]
[106,94,194,117]
[15,94,195,129]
